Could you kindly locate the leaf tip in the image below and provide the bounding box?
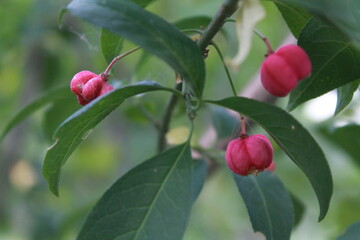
[58,8,68,28]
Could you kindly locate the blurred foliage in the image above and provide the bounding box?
[0,0,359,239]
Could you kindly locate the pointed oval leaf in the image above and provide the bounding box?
[272,0,360,49]
[100,29,124,64]
[320,124,360,167]
[207,96,333,221]
[67,0,205,97]
[99,0,156,64]
[288,18,360,110]
[290,193,305,228]
[191,159,207,203]
[77,143,193,240]
[174,16,213,30]
[272,1,311,38]
[234,172,294,240]
[0,86,71,142]
[335,80,360,115]
[337,221,360,240]
[43,81,179,196]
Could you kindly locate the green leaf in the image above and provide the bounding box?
[337,221,360,240]
[99,0,156,64]
[174,16,213,30]
[67,0,205,97]
[43,81,179,196]
[77,143,193,240]
[290,193,304,228]
[288,18,360,110]
[100,29,124,64]
[234,172,294,240]
[335,80,360,115]
[273,0,360,49]
[191,159,207,203]
[0,86,72,142]
[207,96,332,221]
[320,124,360,167]
[272,1,311,38]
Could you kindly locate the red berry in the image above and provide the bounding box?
[260,44,312,97]
[82,77,104,101]
[70,71,98,96]
[225,134,273,176]
[99,83,114,96]
[276,45,312,80]
[76,95,90,106]
[261,54,298,97]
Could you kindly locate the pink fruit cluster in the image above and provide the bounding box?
[261,44,312,97]
[70,71,114,105]
[225,134,273,176]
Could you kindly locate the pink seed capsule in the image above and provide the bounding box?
[76,95,90,106]
[225,134,273,176]
[70,71,98,96]
[99,83,114,96]
[260,44,312,97]
[276,44,312,80]
[82,77,105,101]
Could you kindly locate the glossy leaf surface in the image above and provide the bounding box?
[207,96,332,220]
[77,143,193,240]
[43,81,178,196]
[67,0,205,97]
[234,172,294,240]
[288,18,360,110]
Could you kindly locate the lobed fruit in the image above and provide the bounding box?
[260,44,312,97]
[99,83,114,96]
[82,77,104,101]
[70,70,98,96]
[225,134,273,176]
[70,71,114,105]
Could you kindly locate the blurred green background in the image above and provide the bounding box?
[1,0,359,239]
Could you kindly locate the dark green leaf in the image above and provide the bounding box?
[335,80,360,115]
[77,143,193,240]
[275,0,360,49]
[174,16,213,30]
[0,86,72,142]
[337,221,360,240]
[288,18,360,110]
[290,193,304,227]
[191,159,207,203]
[320,124,360,167]
[100,29,124,64]
[207,96,332,221]
[58,8,68,27]
[43,81,179,196]
[272,1,311,38]
[67,0,205,97]
[210,106,239,139]
[234,172,294,240]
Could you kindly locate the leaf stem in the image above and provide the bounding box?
[197,0,239,51]
[157,83,183,153]
[210,41,237,96]
[102,47,141,78]
[253,29,274,55]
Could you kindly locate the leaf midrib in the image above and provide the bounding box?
[131,143,189,240]
[250,177,274,240]
[291,38,350,107]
